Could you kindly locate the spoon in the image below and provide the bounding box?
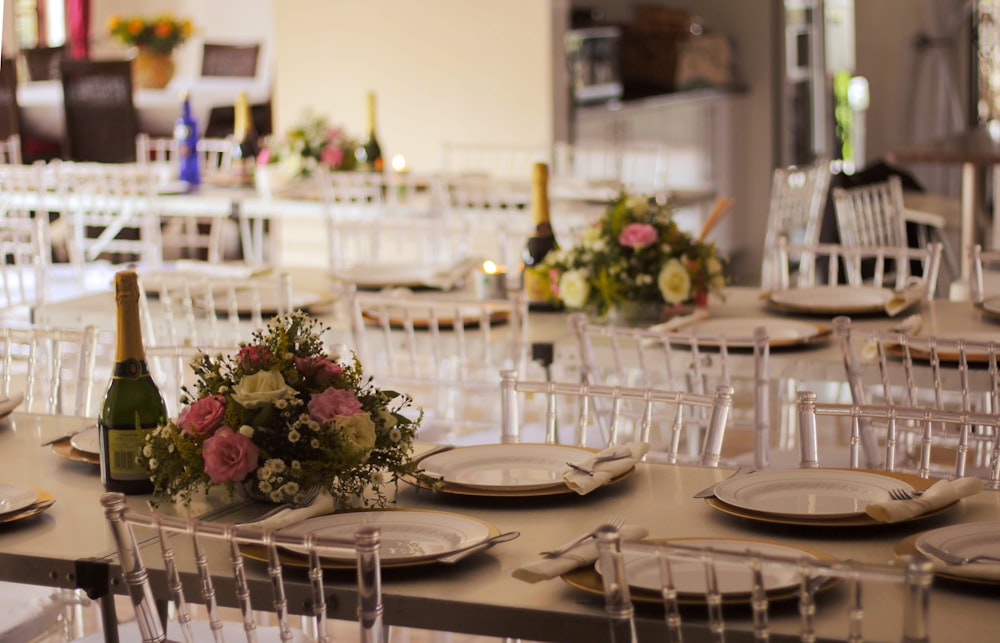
[438,531,520,564]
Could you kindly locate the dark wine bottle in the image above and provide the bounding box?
[522,162,563,311]
[355,91,384,172]
[99,270,167,495]
[174,92,201,190]
[231,90,259,180]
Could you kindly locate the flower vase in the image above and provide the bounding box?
[132,47,175,89]
[254,165,291,198]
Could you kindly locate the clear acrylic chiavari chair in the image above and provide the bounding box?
[0,325,101,416]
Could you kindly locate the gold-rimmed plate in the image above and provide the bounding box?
[667,317,832,350]
[894,531,1000,586]
[51,438,100,465]
[563,537,839,605]
[240,508,501,569]
[768,286,895,316]
[705,470,942,527]
[884,332,1000,364]
[0,487,54,523]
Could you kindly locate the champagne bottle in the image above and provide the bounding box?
[522,162,563,311]
[99,270,167,495]
[355,91,384,172]
[174,92,201,190]
[231,91,259,180]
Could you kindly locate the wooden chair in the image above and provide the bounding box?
[200,42,261,77]
[59,60,138,163]
[20,45,66,81]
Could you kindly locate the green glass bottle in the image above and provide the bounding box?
[355,91,384,172]
[99,270,166,494]
[522,162,563,311]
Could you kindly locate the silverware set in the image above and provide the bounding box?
[538,515,624,558]
[921,542,1000,566]
[564,448,633,476]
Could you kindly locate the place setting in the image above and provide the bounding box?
[404,442,647,498]
[333,256,484,292]
[698,468,981,527]
[894,520,1000,586]
[661,315,833,350]
[764,279,928,318]
[48,424,101,465]
[0,482,55,524]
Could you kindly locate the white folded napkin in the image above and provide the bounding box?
[885,281,927,317]
[859,314,924,362]
[647,308,710,333]
[865,477,983,523]
[422,257,483,291]
[512,524,649,583]
[0,392,25,418]
[562,442,649,495]
[242,489,337,530]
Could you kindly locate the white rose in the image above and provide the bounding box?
[232,369,294,409]
[279,155,302,180]
[559,269,591,309]
[579,226,602,248]
[658,258,692,305]
[706,256,726,290]
[336,412,377,454]
[624,196,649,216]
[377,407,398,431]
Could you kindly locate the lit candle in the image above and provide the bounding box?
[475,260,508,299]
[391,154,408,173]
[391,154,409,201]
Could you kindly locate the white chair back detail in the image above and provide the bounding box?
[0,216,49,311]
[441,142,547,180]
[499,369,733,465]
[1,325,100,416]
[761,158,831,289]
[971,243,1000,305]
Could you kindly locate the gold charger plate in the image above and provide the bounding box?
[239,507,500,570]
[362,309,510,331]
[884,336,1000,365]
[51,439,100,465]
[893,533,1000,587]
[667,318,832,350]
[562,537,840,605]
[0,487,55,524]
[705,470,944,527]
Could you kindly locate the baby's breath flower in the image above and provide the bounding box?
[288,429,301,443]
[389,428,402,443]
[239,425,254,437]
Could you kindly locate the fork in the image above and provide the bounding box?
[888,488,925,501]
[920,542,1000,566]
[253,486,322,523]
[539,515,624,558]
[565,448,633,476]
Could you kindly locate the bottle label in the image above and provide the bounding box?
[103,424,153,480]
[111,358,151,380]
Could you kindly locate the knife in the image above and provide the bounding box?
[692,466,752,499]
[40,424,96,447]
[438,531,520,564]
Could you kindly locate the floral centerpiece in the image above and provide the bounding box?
[107,14,193,55]
[529,193,728,321]
[257,111,359,181]
[140,312,420,507]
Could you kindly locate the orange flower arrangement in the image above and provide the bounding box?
[108,14,193,56]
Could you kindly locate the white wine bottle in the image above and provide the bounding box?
[99,270,167,494]
[522,162,563,311]
[231,90,259,180]
[355,91,384,172]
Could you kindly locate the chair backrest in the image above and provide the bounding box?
[60,60,139,163]
[343,286,529,441]
[832,175,910,284]
[0,215,50,311]
[100,491,384,643]
[441,142,547,180]
[569,312,771,467]
[593,522,934,643]
[798,391,1000,488]
[834,315,1000,478]
[135,133,236,177]
[772,238,942,292]
[21,46,65,81]
[201,42,261,77]
[54,161,163,271]
[0,325,101,416]
[499,370,733,465]
[761,158,831,289]
[0,58,21,142]
[971,243,1000,305]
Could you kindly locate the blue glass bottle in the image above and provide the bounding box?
[174,93,200,190]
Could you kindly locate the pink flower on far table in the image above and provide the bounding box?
[308,387,363,425]
[256,148,271,165]
[239,345,272,371]
[295,355,343,387]
[202,426,260,483]
[618,223,658,249]
[176,394,226,437]
[320,145,344,169]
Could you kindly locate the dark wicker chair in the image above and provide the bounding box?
[200,43,260,77]
[60,59,138,163]
[21,46,66,81]
[0,58,21,141]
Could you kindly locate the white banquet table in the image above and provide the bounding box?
[17,77,272,140]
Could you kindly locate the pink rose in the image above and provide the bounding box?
[239,345,272,371]
[618,223,658,249]
[320,146,344,168]
[307,387,363,425]
[202,426,259,483]
[176,395,226,437]
[295,355,343,387]
[256,148,271,165]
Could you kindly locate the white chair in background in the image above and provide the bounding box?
[569,313,774,468]
[441,141,547,180]
[135,132,236,178]
[499,369,734,465]
[0,216,50,315]
[593,522,934,643]
[760,158,831,289]
[342,286,530,442]
[971,242,1000,305]
[0,325,101,416]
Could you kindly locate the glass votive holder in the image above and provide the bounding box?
[475,260,508,300]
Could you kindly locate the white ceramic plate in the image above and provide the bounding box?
[420,444,595,491]
[980,296,1000,320]
[277,510,492,562]
[332,262,464,290]
[0,484,39,515]
[668,317,830,348]
[596,539,817,595]
[714,469,911,519]
[0,392,24,419]
[70,426,101,455]
[916,521,1000,572]
[769,286,892,315]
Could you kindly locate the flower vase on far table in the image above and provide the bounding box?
[131,47,175,89]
